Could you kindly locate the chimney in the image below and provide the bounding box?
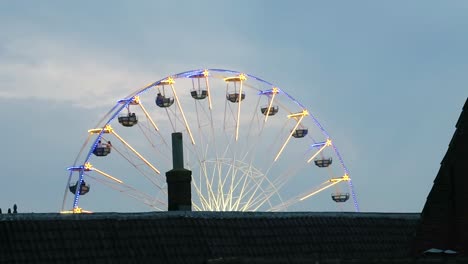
[166,132,192,211]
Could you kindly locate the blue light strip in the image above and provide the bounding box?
[310,142,326,148]
[257,89,282,95]
[348,179,359,212]
[67,166,83,171]
[72,167,85,210]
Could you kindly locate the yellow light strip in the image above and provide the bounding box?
[171,83,196,145]
[235,79,243,141]
[204,70,213,110]
[83,162,122,183]
[92,167,124,184]
[111,130,161,174]
[274,114,305,162]
[264,87,278,123]
[88,125,112,134]
[138,101,159,131]
[224,73,247,83]
[62,207,93,214]
[158,77,175,86]
[300,180,342,201]
[287,109,309,119]
[307,139,332,163]
[330,174,350,182]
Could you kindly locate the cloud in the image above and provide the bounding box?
[0,36,161,109]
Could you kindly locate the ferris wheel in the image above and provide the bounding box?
[62,69,359,213]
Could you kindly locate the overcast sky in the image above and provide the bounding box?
[0,1,467,213]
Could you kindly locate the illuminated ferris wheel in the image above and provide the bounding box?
[62,69,358,213]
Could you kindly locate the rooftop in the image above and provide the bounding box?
[0,211,419,263]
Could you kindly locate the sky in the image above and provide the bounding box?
[0,1,467,213]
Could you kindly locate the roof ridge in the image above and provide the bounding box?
[0,211,421,221]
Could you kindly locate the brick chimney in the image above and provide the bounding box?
[166,132,192,211]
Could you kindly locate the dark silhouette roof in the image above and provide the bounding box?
[0,212,418,263]
[413,98,468,255]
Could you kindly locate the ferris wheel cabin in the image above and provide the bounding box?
[225,74,246,103]
[69,181,90,195]
[189,72,209,100]
[292,128,308,138]
[331,193,350,203]
[118,113,138,127]
[261,105,279,116]
[93,146,111,156]
[314,157,333,168]
[191,90,208,100]
[226,93,245,103]
[156,94,175,108]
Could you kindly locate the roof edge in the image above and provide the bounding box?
[0,211,421,221]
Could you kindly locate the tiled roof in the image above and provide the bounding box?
[0,212,419,263]
[413,98,468,255]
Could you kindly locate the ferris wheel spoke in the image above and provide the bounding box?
[239,95,262,161]
[251,189,279,211]
[212,160,224,210]
[135,109,170,149]
[267,179,322,211]
[258,173,301,211]
[263,88,279,123]
[226,160,244,210]
[110,129,161,175]
[241,184,272,211]
[232,166,252,210]
[199,162,215,210]
[85,173,167,210]
[300,175,350,201]
[246,169,286,211]
[192,203,203,211]
[89,166,123,183]
[205,75,213,110]
[268,181,340,211]
[109,143,166,191]
[164,107,176,132]
[137,99,159,132]
[200,161,219,210]
[170,81,195,145]
[239,169,279,211]
[219,159,236,210]
[307,139,332,163]
[135,123,170,165]
[241,164,286,211]
[274,110,308,162]
[235,79,244,141]
[230,163,257,210]
[269,147,313,189]
[192,177,210,210]
[217,160,232,210]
